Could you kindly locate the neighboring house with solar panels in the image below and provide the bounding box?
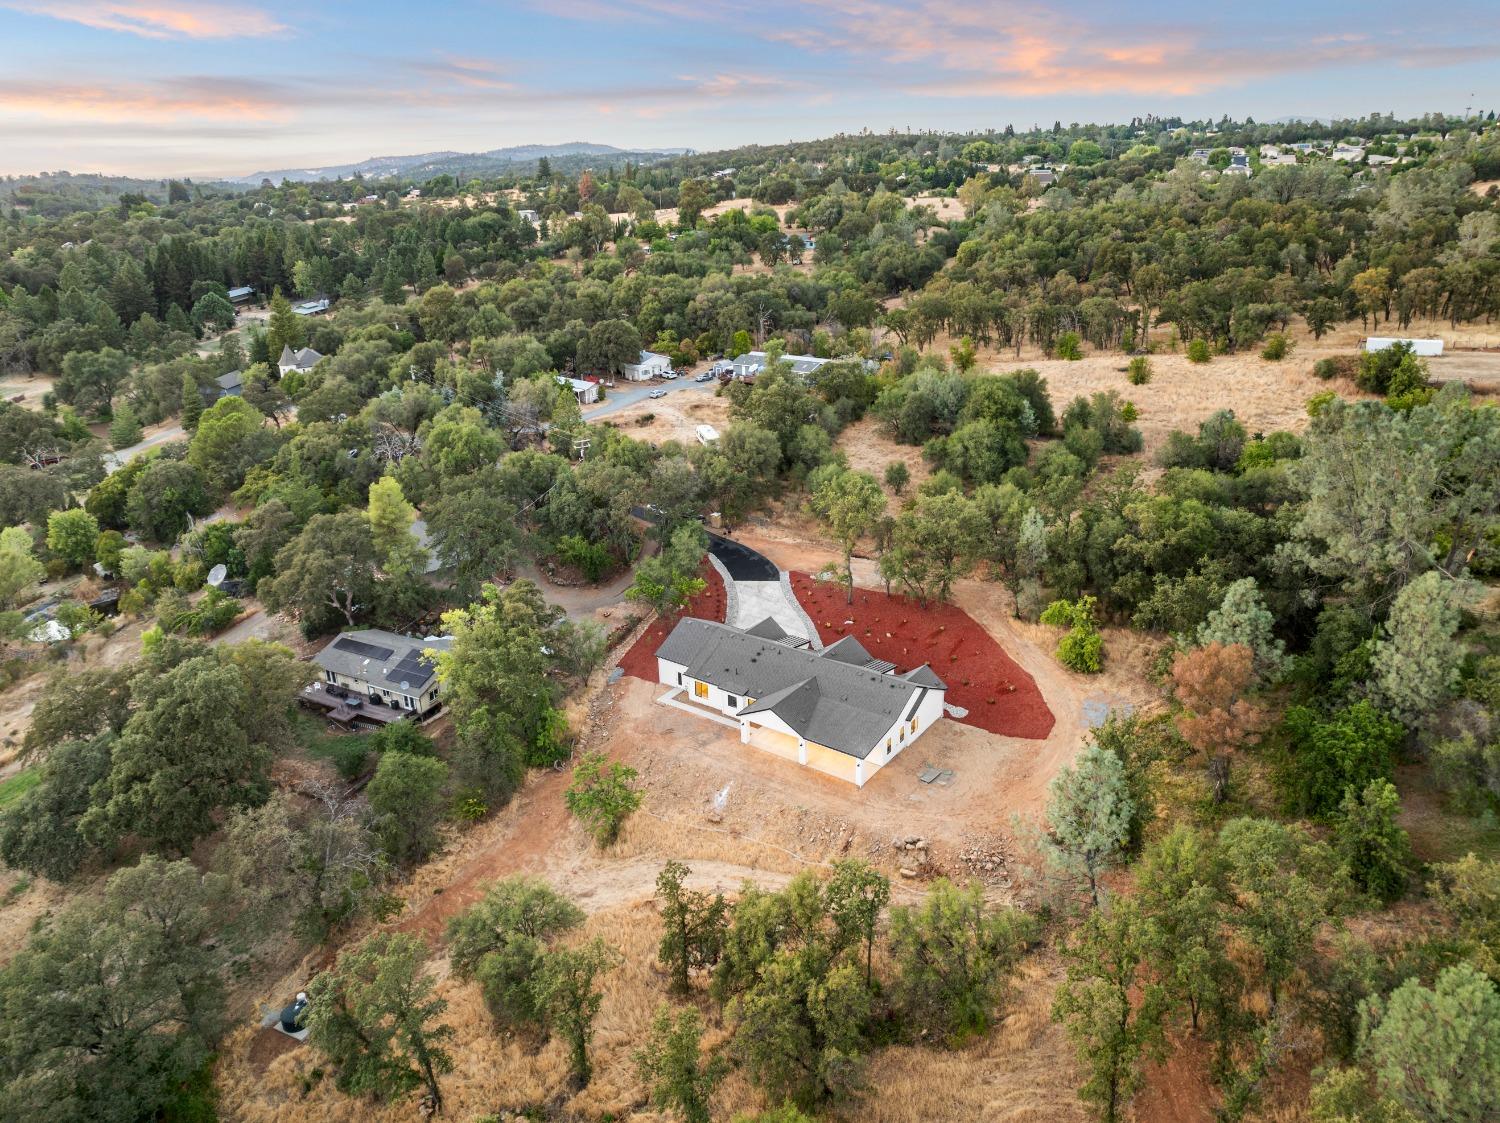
[655,616,947,787]
[310,628,452,718]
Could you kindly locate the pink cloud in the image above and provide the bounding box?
[4,1,285,40]
[0,76,297,121]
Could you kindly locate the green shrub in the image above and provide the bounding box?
[1056,627,1105,674]
[565,752,643,847]
[321,736,371,781]
[1260,333,1293,361]
[1055,332,1083,361]
[555,534,612,583]
[1313,354,1360,381]
[1126,356,1152,385]
[1187,338,1211,364]
[1041,596,1105,673]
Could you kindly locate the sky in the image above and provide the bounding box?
[0,0,1496,180]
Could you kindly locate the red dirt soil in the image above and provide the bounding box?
[617,562,726,681]
[789,572,1055,740]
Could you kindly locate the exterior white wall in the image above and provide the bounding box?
[658,659,756,716]
[623,354,671,381]
[657,655,947,788]
[861,688,947,785]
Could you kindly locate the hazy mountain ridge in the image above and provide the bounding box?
[237,142,692,185]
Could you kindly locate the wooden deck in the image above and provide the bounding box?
[299,684,412,727]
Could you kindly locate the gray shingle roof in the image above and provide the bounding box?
[279,344,323,370]
[657,618,945,759]
[313,628,452,694]
[900,664,947,689]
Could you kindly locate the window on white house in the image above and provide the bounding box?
[728,695,738,709]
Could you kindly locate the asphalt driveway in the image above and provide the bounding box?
[707,533,778,582]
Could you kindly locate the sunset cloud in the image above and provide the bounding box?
[0,76,298,122]
[4,1,286,40]
[757,0,1500,98]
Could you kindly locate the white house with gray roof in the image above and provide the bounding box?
[278,344,324,377]
[656,616,946,787]
[622,350,672,381]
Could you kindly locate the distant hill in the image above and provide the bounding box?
[236,142,691,185]
[1,171,245,218]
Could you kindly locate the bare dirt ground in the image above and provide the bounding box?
[911,193,965,222]
[652,197,796,227]
[599,391,731,446]
[0,370,56,411]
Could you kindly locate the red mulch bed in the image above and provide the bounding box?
[789,572,1055,740]
[617,562,727,682]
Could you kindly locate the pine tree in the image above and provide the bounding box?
[265,288,306,358]
[1039,743,1133,909]
[1371,570,1473,727]
[381,267,406,305]
[1362,962,1500,1122]
[180,371,203,432]
[1197,577,1285,679]
[107,402,142,449]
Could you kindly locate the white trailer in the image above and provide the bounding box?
[1365,337,1444,357]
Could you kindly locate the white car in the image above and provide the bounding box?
[659,369,679,380]
[648,388,669,399]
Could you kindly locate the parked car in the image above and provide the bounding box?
[648,388,669,399]
[695,370,715,382]
[659,369,679,380]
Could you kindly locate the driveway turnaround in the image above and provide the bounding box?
[706,533,778,582]
[706,533,820,646]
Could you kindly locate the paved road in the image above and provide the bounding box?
[103,423,185,474]
[582,377,716,420]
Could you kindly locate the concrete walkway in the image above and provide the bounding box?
[657,686,742,731]
[707,532,821,648]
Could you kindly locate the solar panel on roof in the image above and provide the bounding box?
[333,637,396,660]
[384,649,433,686]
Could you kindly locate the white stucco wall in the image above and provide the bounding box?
[658,656,946,788]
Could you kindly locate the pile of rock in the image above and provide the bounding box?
[892,835,931,878]
[956,836,1011,885]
